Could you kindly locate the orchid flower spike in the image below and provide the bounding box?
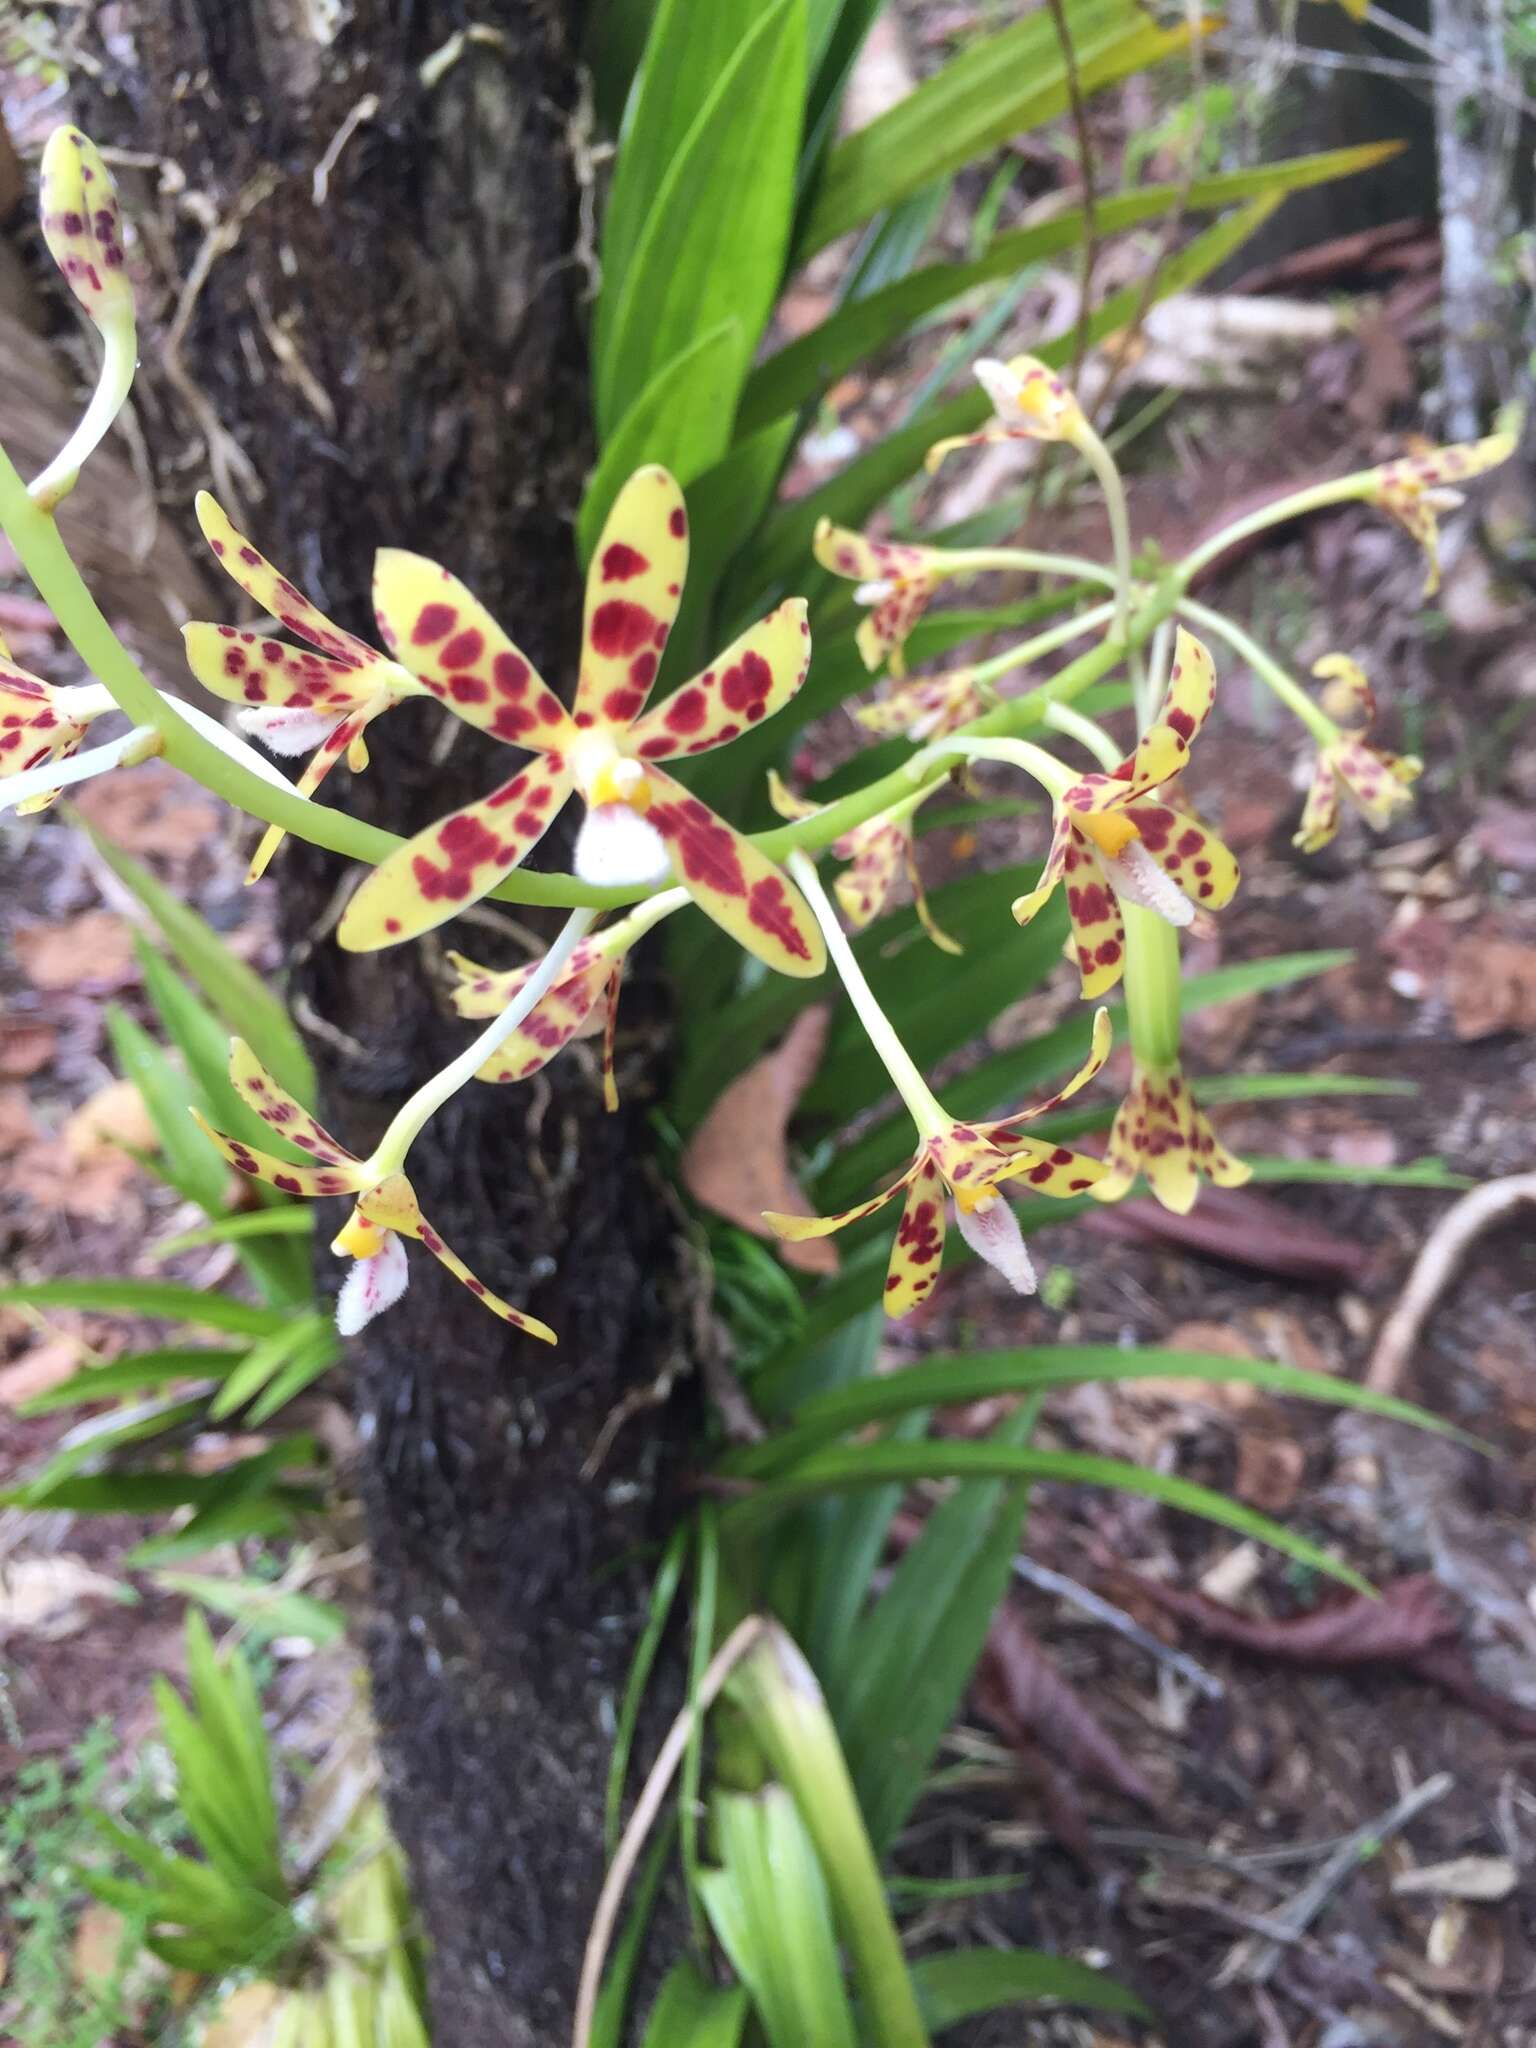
[1295,654,1421,854]
[765,1012,1112,1315]
[925,355,1087,472]
[1366,432,1516,596]
[812,520,952,677]
[767,771,960,953]
[1091,1059,1251,1216]
[32,129,138,510]
[446,887,688,1109]
[0,639,124,813]
[1012,629,1237,998]
[339,467,823,978]
[182,494,428,882]
[193,1041,555,1341]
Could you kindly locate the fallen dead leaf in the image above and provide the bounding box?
[1447,935,1536,1039]
[9,1130,146,1221]
[201,1982,285,2048]
[0,1555,126,1642]
[1198,1540,1263,1605]
[74,759,221,861]
[14,910,136,992]
[681,1007,837,1275]
[65,1076,159,1161]
[1392,1855,1519,1902]
[975,1601,1157,1812]
[1232,1432,1305,1514]
[0,1334,85,1409]
[0,1017,57,1078]
[1115,1570,1459,1666]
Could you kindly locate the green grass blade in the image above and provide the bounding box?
[105,1005,227,1214]
[0,1279,291,1337]
[152,1210,314,1260]
[19,1347,244,1415]
[605,1521,689,1855]
[641,1960,750,2047]
[911,1947,1148,2030]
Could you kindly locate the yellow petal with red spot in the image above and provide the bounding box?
[1011,813,1074,928]
[1106,721,1190,805]
[39,127,133,327]
[338,763,575,952]
[418,1223,557,1343]
[1121,799,1240,913]
[993,1137,1108,1197]
[985,1008,1113,1138]
[1059,836,1129,999]
[835,824,903,928]
[227,1039,357,1165]
[473,954,614,1084]
[577,466,689,727]
[372,549,574,747]
[627,600,810,761]
[1151,627,1218,751]
[181,622,372,713]
[1312,653,1375,728]
[762,1164,919,1242]
[1332,740,1420,831]
[1294,753,1341,853]
[245,701,386,885]
[643,769,826,978]
[883,1160,947,1317]
[1092,1062,1251,1215]
[354,1176,558,1341]
[196,494,376,667]
[190,1109,364,1199]
[856,669,986,742]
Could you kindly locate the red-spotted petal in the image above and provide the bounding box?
[190,1110,364,1198]
[196,494,376,667]
[644,770,826,979]
[338,763,575,951]
[245,701,388,884]
[372,549,574,748]
[1120,799,1240,914]
[39,128,133,327]
[984,1008,1113,1139]
[762,1160,920,1242]
[1060,836,1129,999]
[227,1040,357,1165]
[1150,627,1218,752]
[576,466,689,728]
[626,600,810,761]
[1294,751,1342,854]
[182,622,372,714]
[884,1160,947,1317]
[1092,1062,1250,1215]
[472,953,614,1085]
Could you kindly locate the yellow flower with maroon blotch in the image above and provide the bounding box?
[813,519,951,677]
[192,1041,555,1342]
[855,666,988,742]
[767,773,960,954]
[0,646,113,812]
[1091,1060,1251,1215]
[1367,432,1515,596]
[764,1011,1111,1316]
[182,494,427,882]
[1294,654,1421,854]
[337,467,823,979]
[1012,629,1237,998]
[925,355,1087,471]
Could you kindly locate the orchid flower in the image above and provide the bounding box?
[0,641,120,812]
[337,466,823,978]
[1005,630,1236,998]
[181,495,427,881]
[446,887,688,1107]
[925,354,1087,471]
[763,850,1108,1313]
[194,1040,557,1341]
[767,772,959,952]
[1091,1057,1251,1216]
[1366,433,1515,596]
[31,128,137,510]
[1294,654,1421,853]
[855,667,990,742]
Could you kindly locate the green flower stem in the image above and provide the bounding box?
[1178,597,1338,746]
[1121,903,1183,1069]
[1177,470,1378,587]
[30,308,137,511]
[1041,699,1122,773]
[937,544,1119,591]
[912,734,1077,802]
[728,1624,930,2048]
[970,598,1116,688]
[370,905,599,1173]
[1072,419,1137,671]
[788,849,948,1139]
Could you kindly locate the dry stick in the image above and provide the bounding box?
[1367,1172,1536,1395]
[1010,1554,1225,1700]
[1043,0,1099,390]
[572,1615,767,2048]
[1219,1770,1454,1987]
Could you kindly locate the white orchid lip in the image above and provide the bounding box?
[973,357,1025,423]
[237,703,349,756]
[335,1228,410,1335]
[1099,838,1195,928]
[854,578,896,605]
[953,1188,1038,1296]
[573,801,671,889]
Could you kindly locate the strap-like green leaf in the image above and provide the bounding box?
[0,1279,288,1336]
[19,1346,244,1416]
[911,1947,1148,2029]
[795,0,1199,259]
[641,1961,750,2048]
[106,1006,226,1214]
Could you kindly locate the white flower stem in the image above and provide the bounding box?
[371,906,599,1172]
[787,849,948,1140]
[909,734,1078,801]
[1177,472,1374,587]
[1073,418,1142,703]
[1042,700,1122,773]
[0,723,158,811]
[29,309,138,511]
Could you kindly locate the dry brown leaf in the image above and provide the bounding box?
[1114,1569,1460,1666]
[74,759,222,861]
[9,1132,145,1220]
[66,1076,159,1160]
[0,1335,86,1409]
[1233,1432,1305,1514]
[202,1982,285,2047]
[0,1555,125,1642]
[0,1018,57,1078]
[1393,1856,1518,1902]
[681,1006,837,1275]
[14,910,136,992]
[1448,935,1536,1040]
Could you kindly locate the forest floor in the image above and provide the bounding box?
[3,18,1536,2048]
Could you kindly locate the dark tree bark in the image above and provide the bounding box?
[75,6,693,2039]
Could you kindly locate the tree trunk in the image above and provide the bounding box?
[76,6,692,2039]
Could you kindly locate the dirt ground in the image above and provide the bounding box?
[4,21,1536,2048]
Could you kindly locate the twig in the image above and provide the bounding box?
[1367,1173,1536,1393]
[573,1616,766,2048]
[311,91,380,205]
[1219,1771,1454,1985]
[1011,1555,1225,1700]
